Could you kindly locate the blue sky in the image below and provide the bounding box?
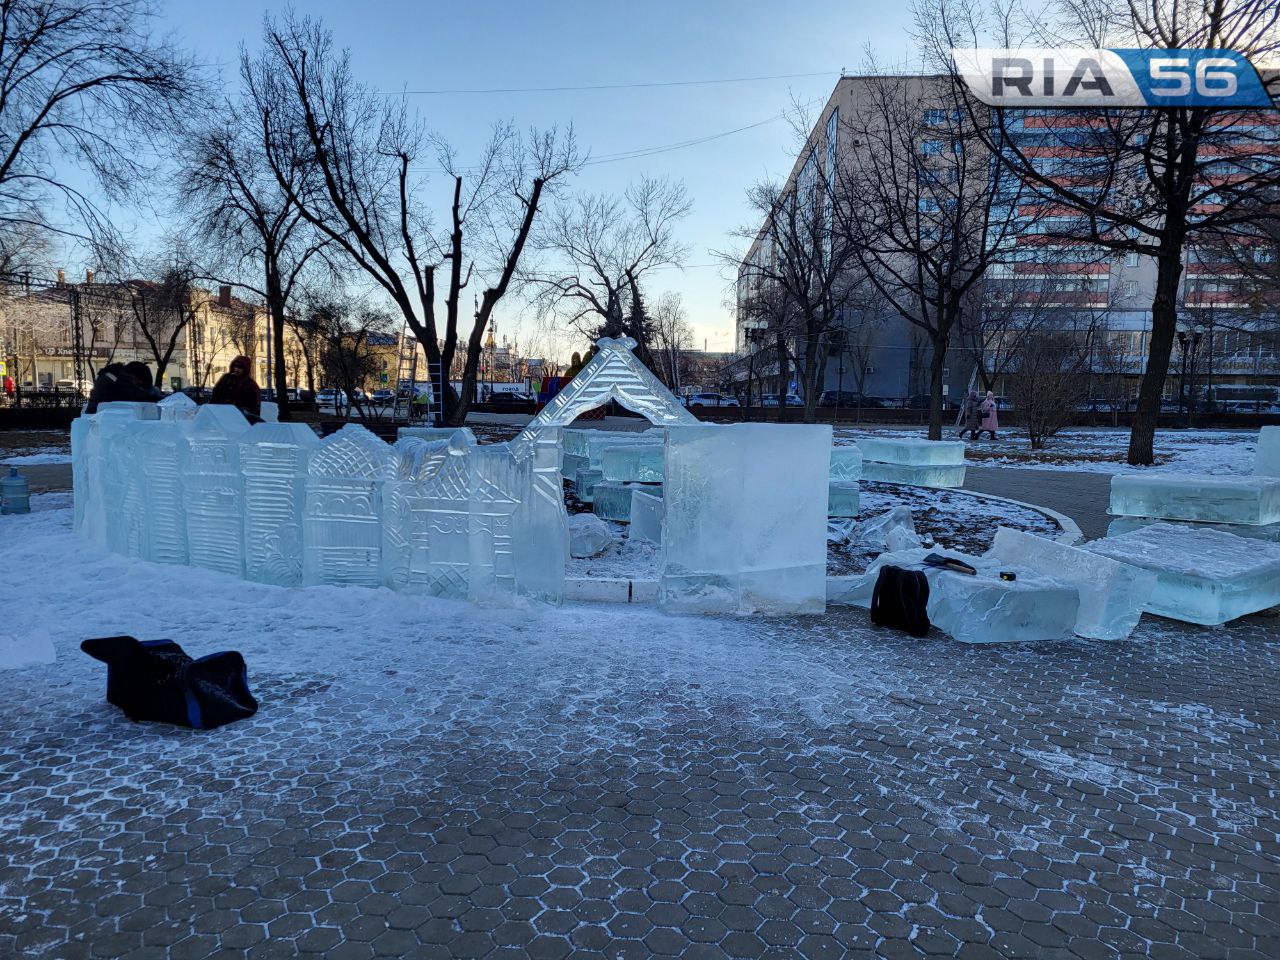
[156,0,917,360]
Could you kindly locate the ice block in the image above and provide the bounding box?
[1256,426,1280,478]
[853,506,920,552]
[630,489,663,544]
[858,437,965,466]
[135,421,190,565]
[157,391,198,421]
[1107,514,1280,543]
[660,424,831,615]
[861,461,967,488]
[585,432,662,469]
[830,445,863,481]
[592,481,658,521]
[182,404,251,576]
[828,481,860,518]
[397,426,476,445]
[1109,473,1280,525]
[241,423,320,585]
[986,527,1154,640]
[1086,523,1280,625]
[601,445,664,482]
[570,513,614,558]
[575,468,603,503]
[303,424,391,587]
[561,453,588,481]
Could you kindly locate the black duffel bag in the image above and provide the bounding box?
[81,636,258,730]
[870,565,931,638]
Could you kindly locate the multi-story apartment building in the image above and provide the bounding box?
[732,75,1280,408]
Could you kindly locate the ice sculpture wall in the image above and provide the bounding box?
[242,423,320,585]
[660,423,831,615]
[303,424,392,587]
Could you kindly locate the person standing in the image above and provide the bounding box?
[978,390,999,440]
[210,355,262,420]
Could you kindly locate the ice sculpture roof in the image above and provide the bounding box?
[517,337,697,443]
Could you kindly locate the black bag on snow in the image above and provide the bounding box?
[870,565,931,638]
[81,636,258,730]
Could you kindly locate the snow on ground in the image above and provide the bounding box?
[0,428,72,467]
[2,450,71,465]
[836,425,1260,475]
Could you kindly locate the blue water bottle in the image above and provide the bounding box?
[1,466,30,514]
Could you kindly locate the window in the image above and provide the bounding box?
[1124,280,1138,297]
[920,140,943,155]
[1125,252,1140,267]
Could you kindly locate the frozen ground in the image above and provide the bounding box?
[0,429,71,466]
[2,494,1278,959]
[837,426,1260,476]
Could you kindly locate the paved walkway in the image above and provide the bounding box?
[965,467,1113,541]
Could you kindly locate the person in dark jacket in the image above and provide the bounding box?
[85,362,161,414]
[210,355,261,420]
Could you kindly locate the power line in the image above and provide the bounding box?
[389,71,839,96]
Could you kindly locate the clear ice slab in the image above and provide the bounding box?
[661,424,831,615]
[629,489,663,544]
[858,437,965,466]
[592,481,658,521]
[1109,473,1280,525]
[830,445,863,481]
[398,426,476,445]
[1256,426,1280,478]
[833,548,1078,643]
[986,527,1154,640]
[601,445,664,483]
[575,468,603,503]
[1107,514,1280,543]
[1086,523,1280,626]
[241,423,320,585]
[861,461,966,488]
[828,481,860,518]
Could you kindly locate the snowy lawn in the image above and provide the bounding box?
[2,494,1278,959]
[0,429,71,466]
[836,425,1260,475]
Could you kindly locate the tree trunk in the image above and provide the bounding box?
[1127,250,1183,466]
[267,268,290,421]
[775,332,790,422]
[927,333,947,441]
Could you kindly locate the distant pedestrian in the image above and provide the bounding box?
[210,355,261,420]
[978,390,999,440]
[957,389,980,440]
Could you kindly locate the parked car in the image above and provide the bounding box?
[53,378,93,397]
[760,393,804,407]
[316,388,349,410]
[684,392,740,408]
[182,386,213,402]
[819,390,886,408]
[371,388,395,405]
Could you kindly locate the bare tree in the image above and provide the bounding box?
[179,94,331,420]
[533,176,691,370]
[304,291,395,422]
[649,290,694,389]
[0,0,196,247]
[246,13,579,425]
[1007,327,1097,449]
[128,264,200,388]
[836,69,1032,439]
[924,0,1280,463]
